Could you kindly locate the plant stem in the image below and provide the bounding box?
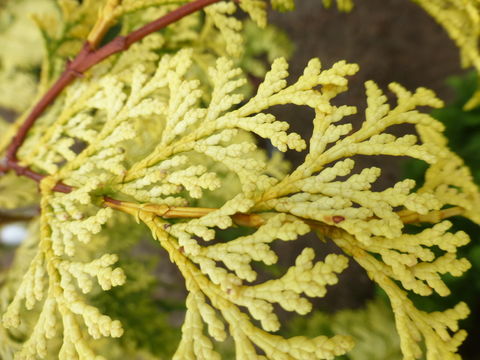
[4,45,91,162]
[3,0,221,164]
[106,200,266,227]
[0,155,468,226]
[4,159,72,193]
[396,207,465,224]
[106,198,466,228]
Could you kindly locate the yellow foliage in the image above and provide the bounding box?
[0,0,479,359]
[329,225,469,360]
[2,41,478,359]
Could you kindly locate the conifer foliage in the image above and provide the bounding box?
[0,0,479,359]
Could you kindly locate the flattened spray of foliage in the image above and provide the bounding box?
[0,0,479,359]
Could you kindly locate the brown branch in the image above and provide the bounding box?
[4,44,92,162]
[4,159,72,193]
[1,155,468,228]
[396,207,465,224]
[3,0,222,164]
[105,199,267,228]
[105,199,467,229]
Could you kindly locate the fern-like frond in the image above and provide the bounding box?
[1,2,479,358]
[323,225,470,360]
[133,207,354,360]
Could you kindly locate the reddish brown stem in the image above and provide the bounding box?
[4,0,221,164]
[5,159,72,193]
[5,44,92,162]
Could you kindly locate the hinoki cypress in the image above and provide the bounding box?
[0,0,479,359]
